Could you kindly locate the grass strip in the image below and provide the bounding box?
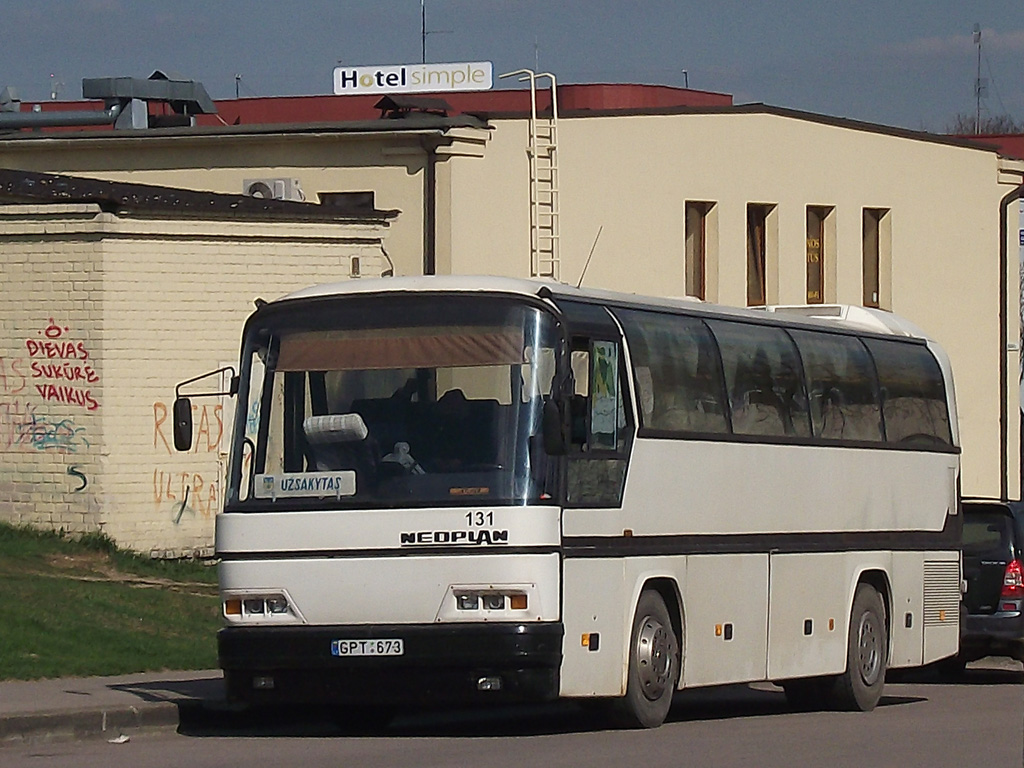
[0,522,220,680]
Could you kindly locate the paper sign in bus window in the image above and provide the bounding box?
[590,341,619,450]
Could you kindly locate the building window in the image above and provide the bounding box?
[863,208,890,308]
[806,206,833,304]
[746,203,776,306]
[685,201,715,300]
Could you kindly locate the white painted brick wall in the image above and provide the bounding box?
[0,204,388,555]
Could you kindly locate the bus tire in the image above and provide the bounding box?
[614,590,680,728]
[831,583,887,711]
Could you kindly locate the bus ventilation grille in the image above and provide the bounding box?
[923,560,960,626]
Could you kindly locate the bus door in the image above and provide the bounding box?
[554,301,638,697]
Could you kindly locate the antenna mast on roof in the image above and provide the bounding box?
[974,23,985,133]
[420,1,451,64]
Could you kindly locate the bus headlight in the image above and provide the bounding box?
[223,592,299,623]
[438,584,539,622]
[457,594,480,610]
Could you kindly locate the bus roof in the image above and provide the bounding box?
[274,275,933,342]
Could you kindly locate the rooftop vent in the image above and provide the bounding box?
[374,95,452,119]
[0,87,20,113]
[82,70,216,130]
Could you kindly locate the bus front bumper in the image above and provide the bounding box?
[219,622,563,706]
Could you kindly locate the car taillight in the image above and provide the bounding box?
[1000,559,1024,599]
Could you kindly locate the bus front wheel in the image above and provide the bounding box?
[832,583,888,711]
[614,590,680,728]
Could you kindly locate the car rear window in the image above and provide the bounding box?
[962,511,1015,559]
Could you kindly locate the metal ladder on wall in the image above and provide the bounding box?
[501,69,561,281]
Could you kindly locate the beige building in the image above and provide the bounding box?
[1,90,1021,552]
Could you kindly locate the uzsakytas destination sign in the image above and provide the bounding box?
[333,61,493,95]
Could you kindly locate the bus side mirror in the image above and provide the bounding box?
[173,397,193,452]
[542,399,566,456]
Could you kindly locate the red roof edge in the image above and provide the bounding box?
[13,83,733,132]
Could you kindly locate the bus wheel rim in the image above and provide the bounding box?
[857,611,881,684]
[637,616,673,700]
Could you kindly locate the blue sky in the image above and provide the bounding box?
[3,1,1023,131]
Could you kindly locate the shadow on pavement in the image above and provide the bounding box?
[108,677,224,704]
[887,663,1024,686]
[175,681,924,740]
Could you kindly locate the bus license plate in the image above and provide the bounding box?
[331,638,404,657]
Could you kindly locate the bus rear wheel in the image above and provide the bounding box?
[831,583,887,711]
[613,590,680,728]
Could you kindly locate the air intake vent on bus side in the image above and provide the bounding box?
[923,560,961,626]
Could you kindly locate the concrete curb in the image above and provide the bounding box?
[0,702,181,745]
[0,670,223,747]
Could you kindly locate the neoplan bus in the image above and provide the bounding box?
[173,276,961,728]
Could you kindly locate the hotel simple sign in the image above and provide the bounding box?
[333,61,493,95]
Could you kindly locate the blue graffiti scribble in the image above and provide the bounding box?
[18,414,89,453]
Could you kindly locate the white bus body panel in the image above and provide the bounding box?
[766,551,889,680]
[560,557,630,696]
[221,553,560,625]
[566,440,958,539]
[889,551,926,668]
[217,505,561,625]
[559,438,958,696]
[217,505,560,553]
[682,554,769,686]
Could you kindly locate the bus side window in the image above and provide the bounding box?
[565,337,630,507]
[570,346,590,445]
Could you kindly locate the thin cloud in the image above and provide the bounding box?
[886,28,1024,59]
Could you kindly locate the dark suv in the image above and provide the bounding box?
[956,499,1024,669]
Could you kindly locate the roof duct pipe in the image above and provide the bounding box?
[999,183,1024,500]
[0,85,121,129]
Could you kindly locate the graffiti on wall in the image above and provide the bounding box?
[1,320,98,494]
[17,412,90,453]
[26,319,99,411]
[153,400,226,522]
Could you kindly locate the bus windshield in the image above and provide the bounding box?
[229,295,560,509]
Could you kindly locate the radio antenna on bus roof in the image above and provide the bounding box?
[575,226,603,289]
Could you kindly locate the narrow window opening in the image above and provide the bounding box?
[863,208,890,308]
[685,201,713,299]
[806,206,831,304]
[746,204,773,306]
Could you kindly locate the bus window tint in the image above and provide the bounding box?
[616,309,728,434]
[707,320,810,438]
[789,330,883,442]
[863,338,952,447]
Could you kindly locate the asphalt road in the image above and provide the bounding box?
[5,663,1023,768]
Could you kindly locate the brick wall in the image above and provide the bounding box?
[0,203,388,556]
[0,205,105,535]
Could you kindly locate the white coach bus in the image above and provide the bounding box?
[173,276,961,728]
